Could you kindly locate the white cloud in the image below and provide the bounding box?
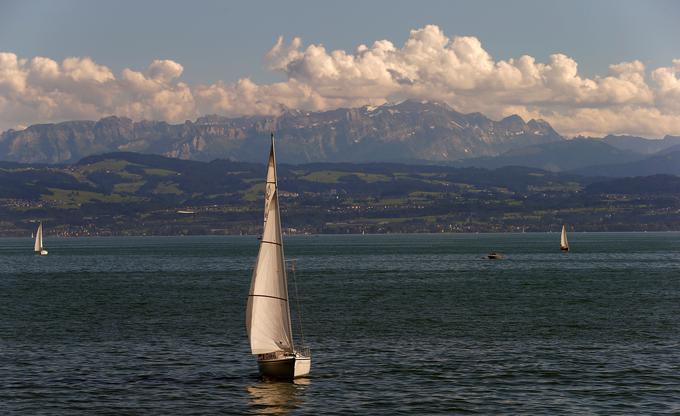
[0,55,197,129]
[148,59,184,82]
[2,25,680,138]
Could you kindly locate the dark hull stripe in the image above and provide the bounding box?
[249,294,288,302]
[257,357,295,380]
[261,240,282,246]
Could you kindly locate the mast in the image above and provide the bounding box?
[245,133,295,355]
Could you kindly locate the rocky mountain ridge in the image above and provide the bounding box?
[0,100,562,164]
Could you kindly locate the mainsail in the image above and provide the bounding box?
[245,134,294,355]
[560,224,569,249]
[34,222,43,252]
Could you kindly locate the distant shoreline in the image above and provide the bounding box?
[2,230,679,239]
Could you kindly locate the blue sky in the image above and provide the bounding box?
[2,0,678,83]
[1,0,680,137]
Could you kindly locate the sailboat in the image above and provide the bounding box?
[34,221,48,256]
[246,133,311,380]
[560,224,569,251]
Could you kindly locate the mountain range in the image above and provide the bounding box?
[600,134,680,154]
[2,100,680,177]
[455,138,680,177]
[0,100,561,164]
[454,139,643,172]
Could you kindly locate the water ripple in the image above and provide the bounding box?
[1,233,680,414]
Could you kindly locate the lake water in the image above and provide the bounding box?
[1,233,679,414]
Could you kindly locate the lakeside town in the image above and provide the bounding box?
[2,153,680,237]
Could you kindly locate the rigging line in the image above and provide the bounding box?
[288,259,306,347]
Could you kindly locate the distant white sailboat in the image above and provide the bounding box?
[246,133,311,380]
[34,222,48,256]
[560,224,569,252]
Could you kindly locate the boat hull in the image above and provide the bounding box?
[257,354,311,380]
[258,356,296,380]
[560,247,569,251]
[294,356,311,378]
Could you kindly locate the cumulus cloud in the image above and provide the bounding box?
[2,25,680,138]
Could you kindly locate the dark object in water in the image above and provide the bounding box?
[487,252,504,260]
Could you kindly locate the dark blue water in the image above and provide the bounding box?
[1,233,680,414]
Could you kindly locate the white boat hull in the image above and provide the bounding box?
[294,355,311,378]
[40,249,48,256]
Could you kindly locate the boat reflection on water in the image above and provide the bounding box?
[246,378,310,414]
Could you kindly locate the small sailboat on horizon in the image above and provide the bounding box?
[34,221,48,256]
[560,224,569,252]
[246,133,311,380]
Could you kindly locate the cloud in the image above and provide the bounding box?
[1,25,680,138]
[0,54,197,128]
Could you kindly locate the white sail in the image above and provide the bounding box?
[34,222,43,252]
[560,224,569,249]
[246,136,294,355]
